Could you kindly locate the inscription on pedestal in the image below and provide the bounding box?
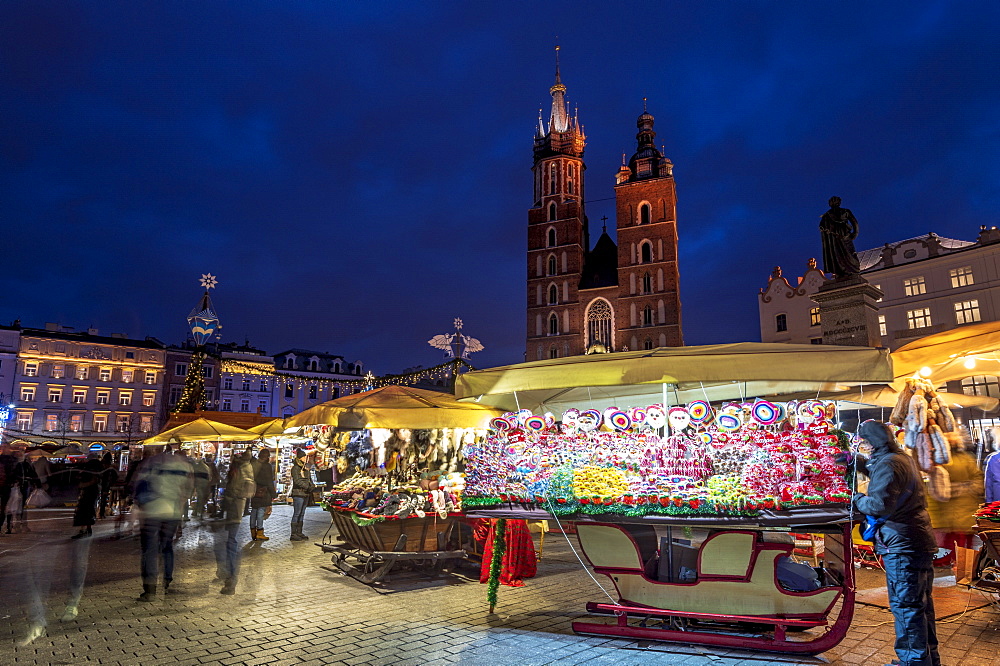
[811,280,884,347]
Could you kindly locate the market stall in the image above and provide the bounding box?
[454,342,893,654]
[285,385,501,583]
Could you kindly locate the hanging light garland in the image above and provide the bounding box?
[217,357,474,392]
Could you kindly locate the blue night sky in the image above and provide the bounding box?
[2,2,998,373]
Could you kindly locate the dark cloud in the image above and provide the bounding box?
[1,1,998,370]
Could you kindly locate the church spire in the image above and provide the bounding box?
[549,45,569,133]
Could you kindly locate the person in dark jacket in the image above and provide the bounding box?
[12,454,40,532]
[288,449,314,541]
[248,449,275,541]
[72,457,103,539]
[853,420,940,666]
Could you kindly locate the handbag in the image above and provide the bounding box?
[26,487,51,508]
[263,505,272,519]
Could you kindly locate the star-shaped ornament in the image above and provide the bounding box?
[453,318,463,330]
[200,274,218,290]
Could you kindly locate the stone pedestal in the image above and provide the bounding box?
[811,277,884,347]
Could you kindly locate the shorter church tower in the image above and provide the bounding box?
[613,106,683,350]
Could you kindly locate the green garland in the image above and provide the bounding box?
[350,513,386,527]
[486,518,506,613]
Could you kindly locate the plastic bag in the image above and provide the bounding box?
[26,487,51,508]
[6,486,22,515]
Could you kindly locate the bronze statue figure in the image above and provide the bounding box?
[819,196,861,278]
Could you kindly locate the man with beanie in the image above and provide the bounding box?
[853,419,940,666]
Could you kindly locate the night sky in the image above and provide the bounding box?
[3,2,998,374]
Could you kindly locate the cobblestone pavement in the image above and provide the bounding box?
[2,506,999,665]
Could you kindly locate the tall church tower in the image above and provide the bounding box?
[526,48,588,361]
[613,106,683,350]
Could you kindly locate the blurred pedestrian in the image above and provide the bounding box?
[214,450,255,594]
[926,433,984,566]
[134,448,193,601]
[248,448,275,541]
[97,453,117,519]
[174,447,194,521]
[852,420,940,666]
[190,453,212,520]
[289,449,315,541]
[12,452,40,532]
[71,457,103,539]
[0,445,17,535]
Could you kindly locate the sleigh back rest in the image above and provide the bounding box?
[576,523,653,570]
[698,531,756,579]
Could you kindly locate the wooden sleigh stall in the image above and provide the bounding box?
[320,506,466,584]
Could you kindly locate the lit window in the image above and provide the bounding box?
[903,276,926,297]
[175,363,188,377]
[640,242,652,264]
[950,266,974,288]
[309,385,318,400]
[240,399,250,413]
[45,414,58,431]
[548,314,559,336]
[810,308,821,326]
[222,398,232,411]
[962,375,1000,399]
[955,300,982,325]
[775,314,788,333]
[872,284,883,302]
[99,367,112,381]
[547,228,556,247]
[23,362,37,377]
[51,364,65,379]
[224,378,233,389]
[16,412,32,429]
[140,415,153,432]
[878,315,887,337]
[259,380,267,392]
[122,369,134,383]
[77,366,90,380]
[47,388,62,403]
[285,383,294,398]
[142,392,155,407]
[643,306,654,327]
[119,392,132,406]
[70,414,83,432]
[548,285,558,305]
[547,255,557,276]
[116,415,131,432]
[96,390,110,405]
[642,273,652,294]
[93,414,108,432]
[144,370,156,384]
[72,389,87,404]
[20,386,35,402]
[906,308,932,329]
[242,379,251,391]
[640,203,651,225]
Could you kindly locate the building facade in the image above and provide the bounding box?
[218,342,274,417]
[0,325,18,406]
[525,62,682,361]
[9,324,166,450]
[270,350,364,419]
[160,343,221,422]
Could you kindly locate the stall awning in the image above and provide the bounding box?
[283,384,502,430]
[892,320,1000,387]
[142,417,257,445]
[455,342,892,413]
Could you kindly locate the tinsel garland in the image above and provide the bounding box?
[350,513,386,527]
[486,518,506,613]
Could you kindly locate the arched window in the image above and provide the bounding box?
[643,305,654,327]
[547,255,557,275]
[640,203,651,225]
[548,285,558,305]
[549,163,557,194]
[642,272,652,294]
[549,346,559,359]
[585,298,615,351]
[549,314,559,336]
[548,202,557,221]
[643,338,653,350]
[547,228,556,247]
[640,242,652,264]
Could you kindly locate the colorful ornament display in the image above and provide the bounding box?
[687,400,712,423]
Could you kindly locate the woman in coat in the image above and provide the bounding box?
[248,449,276,541]
[288,449,314,541]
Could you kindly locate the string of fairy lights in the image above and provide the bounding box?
[217,357,475,392]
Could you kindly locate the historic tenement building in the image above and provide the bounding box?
[525,58,683,361]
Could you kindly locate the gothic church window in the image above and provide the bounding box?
[549,163,557,195]
[640,203,651,225]
[550,346,559,359]
[586,299,614,351]
[643,338,653,350]
[642,273,652,294]
[643,306,654,327]
[547,228,556,246]
[640,242,652,264]
[548,203,557,220]
[549,314,559,336]
[548,285,558,305]
[547,255,557,276]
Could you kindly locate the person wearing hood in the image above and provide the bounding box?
[853,420,939,666]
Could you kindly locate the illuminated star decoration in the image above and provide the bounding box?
[200,273,218,290]
[429,318,484,359]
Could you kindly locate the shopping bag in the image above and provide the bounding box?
[6,486,22,514]
[954,545,977,586]
[26,487,51,509]
[264,505,272,520]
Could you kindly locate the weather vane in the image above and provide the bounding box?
[429,318,484,360]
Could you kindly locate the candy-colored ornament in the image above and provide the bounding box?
[523,416,546,432]
[608,411,633,431]
[490,417,512,432]
[687,400,712,423]
[668,407,691,434]
[751,399,783,426]
[645,405,667,429]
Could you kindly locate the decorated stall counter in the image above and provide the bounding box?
[464,399,851,519]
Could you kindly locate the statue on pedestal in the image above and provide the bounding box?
[819,196,861,279]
